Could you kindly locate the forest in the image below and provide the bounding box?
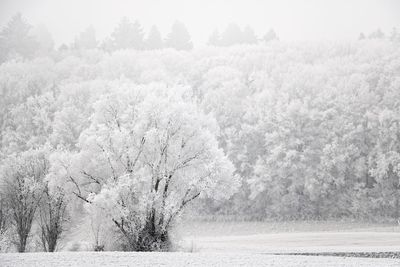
[1,13,400,253]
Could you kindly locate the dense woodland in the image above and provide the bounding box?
[1,14,400,252]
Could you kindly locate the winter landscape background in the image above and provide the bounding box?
[1,0,400,266]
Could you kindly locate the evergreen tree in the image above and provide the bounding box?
[220,23,243,46]
[131,20,145,49]
[390,28,399,42]
[58,43,69,51]
[31,24,54,56]
[74,25,97,50]
[100,37,115,52]
[111,17,144,50]
[263,28,278,42]
[242,25,258,44]
[368,29,385,39]
[208,29,221,46]
[145,25,163,50]
[165,21,193,50]
[0,13,37,61]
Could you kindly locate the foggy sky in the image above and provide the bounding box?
[0,0,399,46]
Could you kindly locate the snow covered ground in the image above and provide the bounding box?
[1,252,400,267]
[183,232,400,253]
[177,221,400,253]
[2,221,400,266]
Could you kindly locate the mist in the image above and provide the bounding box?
[1,1,400,266]
[0,0,399,46]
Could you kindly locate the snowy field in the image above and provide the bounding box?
[2,221,400,266]
[1,252,400,267]
[183,232,400,253]
[177,221,400,253]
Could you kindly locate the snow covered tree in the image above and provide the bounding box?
[31,24,54,56]
[165,21,193,50]
[0,13,38,62]
[0,149,47,252]
[1,34,399,225]
[242,25,258,44]
[249,98,328,218]
[74,26,97,50]
[38,185,68,252]
[370,109,400,219]
[0,194,10,251]
[390,28,400,43]
[145,25,163,50]
[368,29,385,39]
[0,59,56,151]
[100,37,115,52]
[48,84,238,251]
[49,80,108,149]
[220,23,243,46]
[111,18,144,50]
[130,21,145,49]
[208,29,221,46]
[263,29,278,42]
[1,92,54,155]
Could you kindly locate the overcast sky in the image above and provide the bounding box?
[0,0,399,46]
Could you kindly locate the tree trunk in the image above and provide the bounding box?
[395,190,399,220]
[47,235,57,252]
[17,231,28,252]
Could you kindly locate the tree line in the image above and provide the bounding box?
[0,13,281,62]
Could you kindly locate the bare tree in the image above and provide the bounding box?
[1,150,47,252]
[0,196,7,235]
[89,211,104,251]
[0,195,10,250]
[39,186,68,252]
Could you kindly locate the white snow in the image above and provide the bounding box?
[1,252,399,267]
[3,224,400,266]
[183,232,400,253]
